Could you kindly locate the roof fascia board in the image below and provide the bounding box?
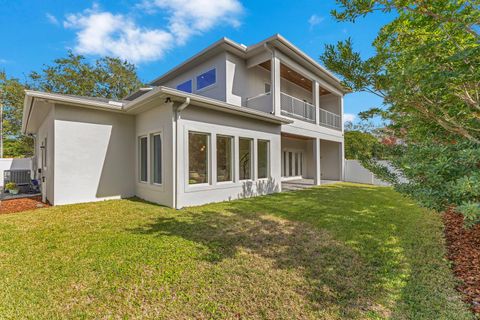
[150,38,247,86]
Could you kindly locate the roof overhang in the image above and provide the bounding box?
[22,87,292,134]
[124,87,293,125]
[22,90,124,134]
[149,34,349,95]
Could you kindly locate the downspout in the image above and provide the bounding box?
[264,43,275,114]
[173,97,190,209]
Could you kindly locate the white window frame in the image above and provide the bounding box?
[150,132,163,186]
[216,135,234,184]
[187,131,211,186]
[195,67,217,92]
[257,139,270,179]
[139,136,148,183]
[238,137,254,181]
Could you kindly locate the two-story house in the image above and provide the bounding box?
[22,34,347,208]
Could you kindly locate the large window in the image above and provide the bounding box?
[217,136,233,182]
[152,133,162,184]
[176,80,192,93]
[189,132,209,184]
[196,68,216,90]
[257,140,269,179]
[239,138,252,180]
[139,136,148,182]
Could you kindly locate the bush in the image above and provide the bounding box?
[5,182,17,191]
[457,202,480,229]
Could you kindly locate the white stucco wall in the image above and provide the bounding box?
[175,106,282,208]
[320,93,341,115]
[53,104,136,205]
[320,140,341,180]
[163,53,227,102]
[36,106,55,203]
[135,103,175,207]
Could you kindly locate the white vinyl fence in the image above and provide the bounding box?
[0,158,33,187]
[344,159,391,186]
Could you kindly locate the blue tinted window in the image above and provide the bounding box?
[196,69,216,90]
[176,80,192,93]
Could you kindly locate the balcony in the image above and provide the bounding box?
[280,92,316,123]
[319,108,341,129]
[246,91,342,130]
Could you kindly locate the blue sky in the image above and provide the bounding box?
[0,0,393,121]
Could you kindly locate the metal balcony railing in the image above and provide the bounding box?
[319,108,341,129]
[246,91,342,130]
[280,92,316,122]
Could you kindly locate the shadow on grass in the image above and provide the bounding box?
[128,184,471,319]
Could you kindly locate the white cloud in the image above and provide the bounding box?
[308,14,324,29]
[0,58,8,64]
[140,0,243,44]
[46,13,59,25]
[64,1,243,63]
[343,113,356,123]
[64,6,174,63]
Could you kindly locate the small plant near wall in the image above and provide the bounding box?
[5,182,19,195]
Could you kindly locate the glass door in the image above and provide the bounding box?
[282,150,303,178]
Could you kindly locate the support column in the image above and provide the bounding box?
[339,141,345,181]
[313,80,320,125]
[313,138,321,185]
[271,52,281,116]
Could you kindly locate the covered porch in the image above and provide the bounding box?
[281,133,343,187]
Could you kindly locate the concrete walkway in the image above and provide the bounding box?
[281,179,340,191]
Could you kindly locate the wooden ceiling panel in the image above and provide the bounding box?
[258,61,331,95]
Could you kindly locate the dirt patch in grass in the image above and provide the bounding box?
[444,208,480,314]
[0,196,49,214]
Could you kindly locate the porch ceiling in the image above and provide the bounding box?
[259,61,331,96]
[281,132,314,141]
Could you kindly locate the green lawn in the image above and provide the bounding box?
[0,183,472,319]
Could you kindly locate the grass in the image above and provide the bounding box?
[0,183,473,319]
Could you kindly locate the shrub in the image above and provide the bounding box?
[5,182,17,191]
[457,202,480,229]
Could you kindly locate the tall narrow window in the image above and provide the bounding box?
[288,152,293,176]
[257,140,269,179]
[152,134,162,184]
[295,153,299,176]
[196,68,216,90]
[189,132,209,184]
[139,136,148,182]
[239,138,252,180]
[217,136,233,182]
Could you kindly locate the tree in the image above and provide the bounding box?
[344,130,383,160]
[321,0,480,226]
[0,53,143,158]
[28,51,143,100]
[0,72,34,158]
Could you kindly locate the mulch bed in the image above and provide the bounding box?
[443,208,480,314]
[0,196,49,215]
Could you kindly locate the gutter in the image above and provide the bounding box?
[173,97,190,209]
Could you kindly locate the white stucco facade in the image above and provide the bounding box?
[23,34,347,208]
